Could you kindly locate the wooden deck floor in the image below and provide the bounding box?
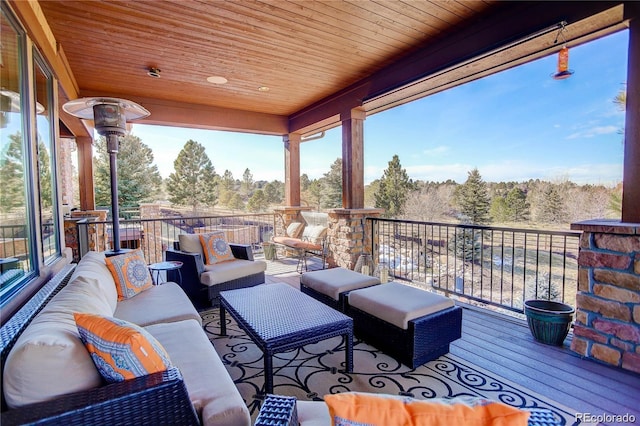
[262,256,640,424]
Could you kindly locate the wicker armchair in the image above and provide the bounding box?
[166,241,265,309]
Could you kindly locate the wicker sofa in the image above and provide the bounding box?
[166,233,267,308]
[1,251,251,426]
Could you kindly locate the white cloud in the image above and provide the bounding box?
[422,145,450,156]
[566,125,619,139]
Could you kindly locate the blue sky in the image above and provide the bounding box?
[132,29,628,186]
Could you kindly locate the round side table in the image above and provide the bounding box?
[148,261,183,285]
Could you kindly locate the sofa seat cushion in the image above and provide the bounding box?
[145,319,251,426]
[114,282,202,327]
[273,236,323,251]
[301,267,380,301]
[348,282,455,329]
[200,258,267,286]
[2,276,114,408]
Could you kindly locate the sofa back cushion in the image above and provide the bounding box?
[69,250,118,312]
[2,277,114,408]
[179,233,204,258]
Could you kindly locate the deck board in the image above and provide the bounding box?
[260,258,640,423]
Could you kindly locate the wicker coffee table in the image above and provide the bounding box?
[219,283,353,394]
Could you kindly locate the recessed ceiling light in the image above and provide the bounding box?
[207,76,228,84]
[147,67,161,78]
[257,86,270,92]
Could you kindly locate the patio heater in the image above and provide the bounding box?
[63,97,150,255]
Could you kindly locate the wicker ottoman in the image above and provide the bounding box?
[346,282,462,368]
[300,267,380,311]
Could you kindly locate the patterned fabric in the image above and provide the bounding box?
[74,313,172,383]
[105,249,153,300]
[324,392,530,426]
[199,232,235,265]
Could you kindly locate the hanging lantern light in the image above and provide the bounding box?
[552,46,574,80]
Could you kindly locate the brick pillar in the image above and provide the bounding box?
[570,220,640,373]
[328,209,383,269]
[140,203,164,263]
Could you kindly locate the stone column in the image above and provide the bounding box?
[328,208,384,269]
[570,220,640,373]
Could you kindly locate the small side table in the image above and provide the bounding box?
[148,261,183,285]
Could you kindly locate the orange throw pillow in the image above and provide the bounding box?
[74,313,172,383]
[324,393,530,426]
[105,249,153,300]
[199,232,235,264]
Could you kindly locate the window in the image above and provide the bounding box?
[34,53,61,264]
[0,4,62,307]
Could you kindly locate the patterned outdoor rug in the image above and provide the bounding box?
[202,309,578,425]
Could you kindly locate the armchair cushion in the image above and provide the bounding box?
[179,233,205,257]
[74,313,172,384]
[286,221,304,238]
[200,232,235,264]
[200,258,267,286]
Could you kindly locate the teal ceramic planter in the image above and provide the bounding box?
[524,300,575,346]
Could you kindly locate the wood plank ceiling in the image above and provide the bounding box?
[34,0,627,137]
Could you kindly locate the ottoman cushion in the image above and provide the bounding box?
[348,282,455,329]
[301,267,380,300]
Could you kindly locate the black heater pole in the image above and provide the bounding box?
[107,133,121,254]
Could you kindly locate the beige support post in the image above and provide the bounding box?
[284,133,301,207]
[76,136,95,211]
[340,107,366,209]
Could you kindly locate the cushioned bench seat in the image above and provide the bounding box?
[346,282,462,368]
[300,267,380,311]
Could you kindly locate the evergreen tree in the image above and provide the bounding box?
[37,140,53,210]
[537,184,565,224]
[247,189,268,212]
[218,170,235,207]
[263,181,283,204]
[300,173,311,192]
[505,187,530,222]
[455,168,491,225]
[322,158,343,208]
[241,168,254,199]
[167,140,217,212]
[448,227,482,262]
[228,192,244,211]
[0,132,26,213]
[307,179,323,211]
[374,155,414,218]
[94,134,163,209]
[490,196,509,223]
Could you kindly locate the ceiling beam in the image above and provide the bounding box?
[288,1,623,134]
[79,91,289,136]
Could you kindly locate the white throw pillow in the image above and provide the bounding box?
[179,233,204,258]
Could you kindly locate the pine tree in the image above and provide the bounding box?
[247,189,268,212]
[263,181,283,204]
[94,134,163,209]
[490,196,509,222]
[241,168,253,199]
[37,140,53,210]
[167,140,217,212]
[0,132,26,213]
[322,158,343,208]
[218,170,235,207]
[374,155,414,218]
[537,184,565,224]
[505,187,530,222]
[455,168,491,225]
[228,193,245,211]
